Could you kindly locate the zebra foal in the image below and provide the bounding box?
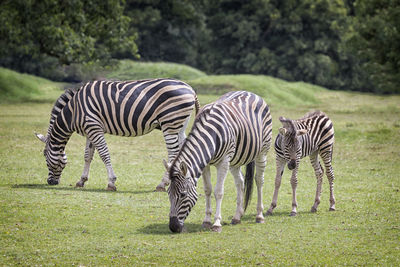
[167,91,272,233]
[266,111,336,216]
[35,78,199,191]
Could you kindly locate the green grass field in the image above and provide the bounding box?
[0,62,399,265]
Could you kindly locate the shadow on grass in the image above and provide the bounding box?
[140,211,317,235]
[239,210,314,222]
[11,183,154,195]
[0,98,58,105]
[139,222,206,235]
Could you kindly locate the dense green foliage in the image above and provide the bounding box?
[203,1,349,86]
[346,0,400,93]
[126,0,355,90]
[125,0,399,93]
[125,0,206,66]
[0,0,138,81]
[1,68,399,265]
[0,0,399,93]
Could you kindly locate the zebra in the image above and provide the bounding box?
[266,111,336,216]
[35,78,200,191]
[166,91,272,233]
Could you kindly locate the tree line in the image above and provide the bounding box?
[0,0,398,93]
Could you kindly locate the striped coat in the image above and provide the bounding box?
[167,91,272,233]
[35,78,199,191]
[266,111,336,216]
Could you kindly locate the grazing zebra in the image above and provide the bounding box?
[167,91,272,233]
[266,111,336,216]
[35,78,200,191]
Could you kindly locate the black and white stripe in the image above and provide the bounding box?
[167,91,272,233]
[266,110,336,216]
[35,78,199,190]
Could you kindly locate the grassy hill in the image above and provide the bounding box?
[0,67,64,103]
[105,59,207,81]
[104,60,329,109]
[0,61,399,265]
[0,60,325,108]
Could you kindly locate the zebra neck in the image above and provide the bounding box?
[48,104,73,149]
[180,136,215,181]
[179,130,221,180]
[47,89,75,136]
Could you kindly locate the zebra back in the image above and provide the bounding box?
[167,90,272,228]
[298,111,334,155]
[275,110,334,159]
[66,79,197,137]
[171,91,272,180]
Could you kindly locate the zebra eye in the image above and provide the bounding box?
[180,191,187,198]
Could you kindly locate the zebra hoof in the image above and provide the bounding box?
[230,219,241,225]
[75,181,84,188]
[155,185,166,192]
[265,210,273,216]
[202,221,212,229]
[211,225,222,233]
[329,207,336,211]
[47,178,59,185]
[290,211,297,217]
[311,207,318,213]
[256,217,265,224]
[106,185,117,191]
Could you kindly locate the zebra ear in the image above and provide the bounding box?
[279,116,288,122]
[297,129,308,136]
[163,159,170,171]
[35,132,47,143]
[179,161,188,176]
[279,127,287,136]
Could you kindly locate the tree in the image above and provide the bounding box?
[0,0,138,79]
[202,0,353,90]
[125,0,208,66]
[347,0,400,93]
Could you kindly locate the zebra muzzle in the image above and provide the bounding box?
[169,216,183,233]
[47,177,59,185]
[288,159,297,170]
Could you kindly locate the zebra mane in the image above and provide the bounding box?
[280,111,326,131]
[169,104,214,181]
[47,88,77,135]
[299,110,324,120]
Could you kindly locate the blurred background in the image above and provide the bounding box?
[0,0,399,94]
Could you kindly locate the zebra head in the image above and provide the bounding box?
[167,161,198,233]
[278,117,308,170]
[35,133,67,185]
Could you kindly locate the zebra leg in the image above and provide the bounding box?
[202,165,213,229]
[156,131,183,191]
[76,138,95,188]
[177,115,190,146]
[254,153,267,223]
[266,157,286,215]
[229,166,244,225]
[310,152,324,213]
[211,158,230,232]
[156,172,170,192]
[321,150,336,211]
[87,130,117,191]
[157,117,191,192]
[156,165,170,192]
[290,164,300,216]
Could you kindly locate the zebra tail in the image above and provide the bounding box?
[244,161,255,212]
